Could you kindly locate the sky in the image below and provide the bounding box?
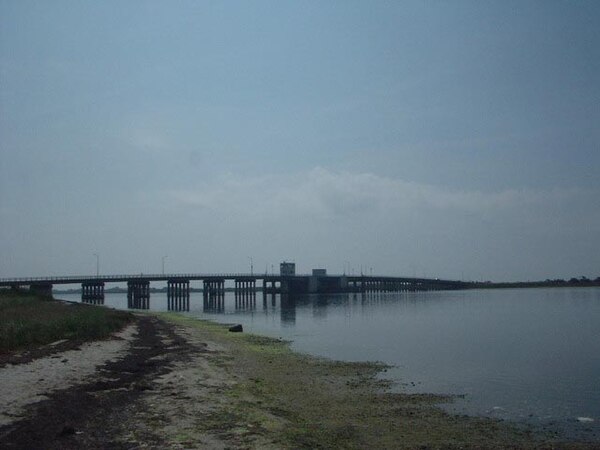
[1,0,599,282]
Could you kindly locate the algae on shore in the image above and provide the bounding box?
[154,313,555,449]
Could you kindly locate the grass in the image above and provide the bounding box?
[0,289,132,352]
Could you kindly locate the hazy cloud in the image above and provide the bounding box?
[168,167,595,220]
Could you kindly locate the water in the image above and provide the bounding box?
[57,287,600,441]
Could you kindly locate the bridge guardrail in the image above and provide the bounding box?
[0,273,313,284]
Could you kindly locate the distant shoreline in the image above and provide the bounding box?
[467,278,600,289]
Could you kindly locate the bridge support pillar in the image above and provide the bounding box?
[168,279,189,311]
[203,279,225,301]
[235,279,256,295]
[262,279,277,304]
[30,283,53,298]
[263,279,278,294]
[235,279,256,310]
[203,293,224,312]
[202,279,224,311]
[127,280,150,309]
[82,282,105,305]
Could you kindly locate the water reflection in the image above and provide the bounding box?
[280,294,297,325]
[202,294,224,313]
[271,292,426,326]
[234,291,256,311]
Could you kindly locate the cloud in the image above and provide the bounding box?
[166,166,595,221]
[160,168,600,279]
[125,128,168,153]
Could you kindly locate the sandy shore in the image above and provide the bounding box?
[0,312,593,449]
[0,323,137,428]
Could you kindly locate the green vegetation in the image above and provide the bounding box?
[469,276,600,289]
[0,290,132,352]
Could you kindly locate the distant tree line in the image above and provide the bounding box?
[469,276,600,289]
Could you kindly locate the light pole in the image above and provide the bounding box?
[93,253,99,277]
[162,255,168,275]
[248,256,253,275]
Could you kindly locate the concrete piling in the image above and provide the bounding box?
[127,280,150,309]
[167,279,190,311]
[82,282,105,305]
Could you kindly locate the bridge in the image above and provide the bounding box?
[0,272,467,312]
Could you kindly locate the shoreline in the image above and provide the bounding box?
[1,309,594,448]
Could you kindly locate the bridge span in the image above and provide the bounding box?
[0,273,467,312]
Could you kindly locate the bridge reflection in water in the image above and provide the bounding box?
[201,291,427,328]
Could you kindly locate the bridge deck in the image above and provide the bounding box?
[0,273,463,287]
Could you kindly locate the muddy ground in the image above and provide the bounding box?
[0,313,594,449]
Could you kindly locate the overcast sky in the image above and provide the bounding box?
[1,1,599,281]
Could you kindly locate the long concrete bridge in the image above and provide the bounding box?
[0,272,467,312]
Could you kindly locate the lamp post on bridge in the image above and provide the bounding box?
[93,253,99,277]
[248,256,253,275]
[162,255,168,275]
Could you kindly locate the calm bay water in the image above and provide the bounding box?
[57,287,600,440]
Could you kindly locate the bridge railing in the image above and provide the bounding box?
[0,273,250,283]
[0,273,313,285]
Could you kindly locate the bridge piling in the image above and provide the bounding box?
[127,280,150,309]
[203,294,224,312]
[82,281,104,305]
[235,278,256,309]
[203,279,225,303]
[167,279,189,311]
[29,283,53,298]
[235,279,256,296]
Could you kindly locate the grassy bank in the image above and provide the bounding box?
[155,313,566,449]
[0,290,132,353]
